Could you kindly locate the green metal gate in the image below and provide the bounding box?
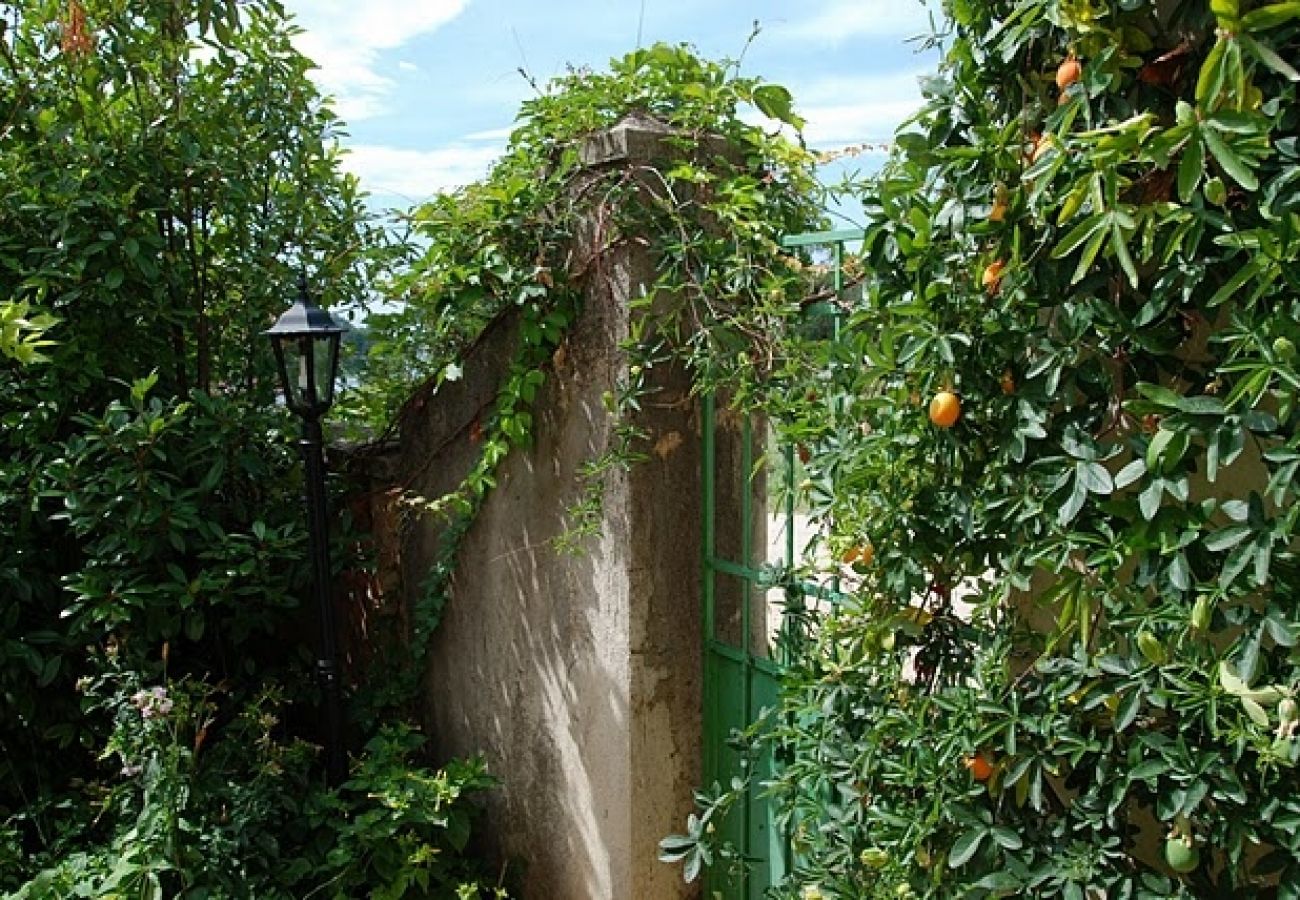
[700,228,863,898]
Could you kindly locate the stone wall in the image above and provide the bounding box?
[370,119,717,899]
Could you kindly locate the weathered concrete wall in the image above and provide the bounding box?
[388,120,711,899]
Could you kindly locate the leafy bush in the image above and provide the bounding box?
[0,379,315,885]
[0,0,499,894]
[290,726,502,900]
[11,673,499,899]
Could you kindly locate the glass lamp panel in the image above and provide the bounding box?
[278,335,309,413]
[311,333,339,409]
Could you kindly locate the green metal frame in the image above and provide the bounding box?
[700,227,864,899]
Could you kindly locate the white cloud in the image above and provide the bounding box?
[285,0,467,120]
[778,0,940,43]
[797,71,928,146]
[463,125,515,142]
[743,71,926,150]
[342,143,503,203]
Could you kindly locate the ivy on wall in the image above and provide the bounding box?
[356,41,825,704]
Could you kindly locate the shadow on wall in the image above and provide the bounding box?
[379,270,703,898]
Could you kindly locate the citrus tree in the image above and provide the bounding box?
[671,0,1300,896]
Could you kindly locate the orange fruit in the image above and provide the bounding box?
[964,753,994,782]
[1023,131,1042,162]
[988,183,1010,222]
[1031,134,1056,163]
[929,391,961,428]
[1000,369,1016,395]
[842,541,875,567]
[1056,56,1082,91]
[981,260,1006,294]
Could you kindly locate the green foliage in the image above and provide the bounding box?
[293,726,502,900]
[2,0,376,409]
[49,381,306,650]
[10,676,499,899]
[0,379,317,887]
[0,301,57,365]
[360,40,821,432]
[0,0,496,893]
[356,42,822,711]
[665,0,1300,896]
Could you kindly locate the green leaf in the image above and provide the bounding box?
[751,84,805,129]
[1169,553,1192,590]
[1052,213,1107,260]
[1059,471,1089,526]
[1208,256,1265,306]
[1221,539,1257,588]
[977,872,1024,891]
[1179,395,1225,416]
[683,847,702,883]
[37,655,61,687]
[1146,429,1175,472]
[1140,480,1164,520]
[1241,695,1271,726]
[1196,35,1229,106]
[1116,458,1146,489]
[1136,383,1184,408]
[1178,137,1204,203]
[1204,524,1252,552]
[1115,690,1142,732]
[1129,759,1169,781]
[1202,127,1260,190]
[1080,461,1114,495]
[1109,221,1139,288]
[989,826,1023,850]
[1241,2,1300,32]
[949,828,986,868]
[1240,33,1300,80]
[1072,229,1108,285]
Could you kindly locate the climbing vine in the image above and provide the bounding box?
[665,0,1300,897]
[357,40,824,704]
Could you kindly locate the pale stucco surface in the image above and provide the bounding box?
[389,120,713,899]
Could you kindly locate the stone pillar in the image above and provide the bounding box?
[395,118,718,899]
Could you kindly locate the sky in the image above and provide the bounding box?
[279,0,944,218]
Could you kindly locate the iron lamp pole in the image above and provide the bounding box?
[265,274,349,786]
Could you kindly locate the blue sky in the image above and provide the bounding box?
[279,0,942,214]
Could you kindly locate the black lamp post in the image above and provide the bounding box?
[265,274,349,786]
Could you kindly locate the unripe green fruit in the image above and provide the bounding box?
[860,847,889,869]
[1274,336,1297,361]
[1191,595,1213,631]
[1165,835,1199,874]
[1137,630,1167,666]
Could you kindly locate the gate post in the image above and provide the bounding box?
[389,116,736,899]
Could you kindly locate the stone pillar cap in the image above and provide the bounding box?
[579,112,740,167]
